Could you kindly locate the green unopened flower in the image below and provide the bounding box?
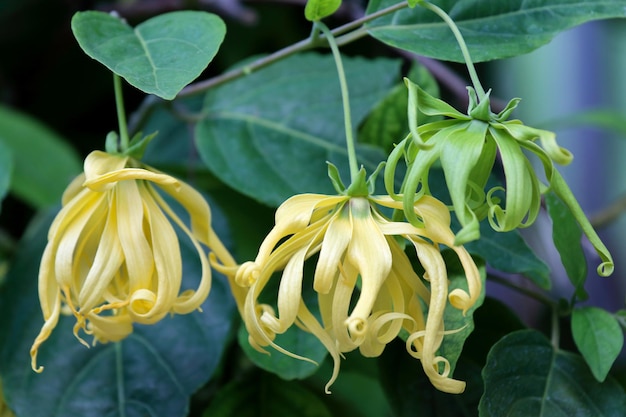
[30,150,234,372]
[214,189,481,394]
[387,79,573,244]
[386,79,613,276]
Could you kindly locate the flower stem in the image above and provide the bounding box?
[418,1,486,99]
[316,21,359,182]
[114,74,130,151]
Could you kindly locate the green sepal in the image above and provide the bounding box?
[124,131,159,160]
[304,0,341,21]
[105,131,119,153]
[366,161,385,195]
[468,88,492,122]
[345,167,370,197]
[404,78,432,149]
[411,79,468,119]
[326,162,347,194]
[407,0,421,7]
[495,97,522,121]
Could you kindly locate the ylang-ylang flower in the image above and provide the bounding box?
[214,171,481,394]
[30,150,234,371]
[385,78,612,275]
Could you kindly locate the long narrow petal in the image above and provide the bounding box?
[313,211,351,294]
[345,199,392,323]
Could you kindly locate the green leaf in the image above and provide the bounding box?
[202,372,333,417]
[465,213,551,290]
[0,202,236,417]
[479,329,626,417]
[365,0,626,63]
[305,0,341,21]
[572,307,624,382]
[238,322,328,381]
[195,53,400,206]
[0,105,81,207]
[0,140,12,213]
[71,10,226,99]
[546,190,588,300]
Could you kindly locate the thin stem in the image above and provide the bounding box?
[550,306,560,349]
[316,21,359,182]
[418,1,486,99]
[114,74,130,151]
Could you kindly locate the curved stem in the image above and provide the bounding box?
[418,1,486,99]
[316,21,359,182]
[114,74,130,151]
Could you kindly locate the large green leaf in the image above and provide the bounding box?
[195,53,400,206]
[71,11,226,99]
[0,140,12,213]
[0,202,236,417]
[465,221,551,290]
[0,105,81,207]
[572,307,624,383]
[365,0,626,63]
[546,190,588,299]
[201,372,332,417]
[479,329,626,417]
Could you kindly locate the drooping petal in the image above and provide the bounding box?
[345,198,392,324]
[313,209,351,294]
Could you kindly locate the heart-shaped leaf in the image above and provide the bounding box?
[71,10,226,99]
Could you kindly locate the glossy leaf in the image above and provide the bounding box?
[572,307,624,382]
[465,222,551,289]
[72,10,226,99]
[365,0,626,63]
[305,0,341,21]
[0,105,81,207]
[546,190,588,299]
[195,53,400,206]
[237,323,328,381]
[201,372,332,417]
[479,329,626,417]
[0,202,236,417]
[0,140,12,213]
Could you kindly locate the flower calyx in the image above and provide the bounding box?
[326,161,384,197]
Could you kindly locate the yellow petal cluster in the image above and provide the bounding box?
[30,150,232,372]
[215,192,481,393]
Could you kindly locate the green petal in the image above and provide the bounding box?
[488,127,540,231]
[551,170,614,276]
[439,120,489,244]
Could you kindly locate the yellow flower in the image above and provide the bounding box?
[214,192,481,394]
[30,150,234,372]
